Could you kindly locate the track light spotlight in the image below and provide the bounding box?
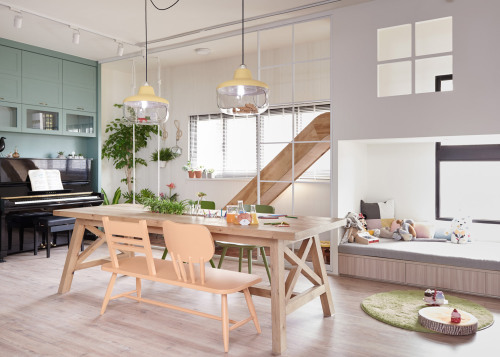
[117,42,124,56]
[14,14,22,29]
[72,29,80,45]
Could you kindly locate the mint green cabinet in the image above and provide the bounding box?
[63,61,96,112]
[63,110,96,137]
[0,101,21,132]
[22,52,62,82]
[0,46,22,103]
[22,104,62,135]
[22,52,62,107]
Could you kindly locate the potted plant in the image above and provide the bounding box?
[57,151,65,159]
[182,161,195,178]
[151,147,179,168]
[206,168,215,178]
[194,168,202,178]
[102,104,158,194]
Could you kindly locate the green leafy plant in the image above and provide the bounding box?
[101,104,159,193]
[57,151,64,155]
[150,147,180,162]
[182,161,194,172]
[101,187,122,205]
[143,197,188,215]
[122,188,156,204]
[207,168,215,174]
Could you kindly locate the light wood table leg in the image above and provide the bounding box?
[311,235,335,316]
[270,240,286,355]
[58,219,86,294]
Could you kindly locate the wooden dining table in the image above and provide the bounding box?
[55,204,345,355]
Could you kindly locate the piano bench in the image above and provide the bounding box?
[34,216,79,258]
[7,212,52,251]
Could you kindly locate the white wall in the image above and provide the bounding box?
[364,142,435,221]
[331,0,500,219]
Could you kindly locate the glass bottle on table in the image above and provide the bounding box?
[237,200,245,214]
[250,205,259,225]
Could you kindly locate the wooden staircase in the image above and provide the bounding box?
[226,112,330,206]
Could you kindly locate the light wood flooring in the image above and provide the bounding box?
[0,242,499,356]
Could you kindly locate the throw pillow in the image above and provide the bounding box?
[361,199,395,230]
[414,222,436,238]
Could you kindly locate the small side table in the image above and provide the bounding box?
[418,306,478,335]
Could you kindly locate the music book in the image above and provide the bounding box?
[28,169,64,192]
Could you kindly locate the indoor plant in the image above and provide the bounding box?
[101,104,158,194]
[142,196,187,215]
[206,168,215,178]
[150,147,180,168]
[182,161,195,178]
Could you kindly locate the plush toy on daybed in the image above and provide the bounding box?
[447,216,472,244]
[341,212,379,245]
[392,219,416,241]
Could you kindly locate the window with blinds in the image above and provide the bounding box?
[189,103,330,179]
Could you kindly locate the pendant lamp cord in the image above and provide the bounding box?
[145,0,148,83]
[144,0,181,82]
[241,0,245,66]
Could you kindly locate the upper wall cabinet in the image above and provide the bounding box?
[63,61,96,112]
[0,46,22,103]
[22,52,62,107]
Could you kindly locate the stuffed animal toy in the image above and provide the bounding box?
[447,216,471,244]
[393,219,416,241]
[341,212,366,244]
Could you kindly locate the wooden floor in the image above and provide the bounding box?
[0,243,498,356]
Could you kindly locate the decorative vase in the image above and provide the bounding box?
[194,170,202,178]
[57,154,65,159]
[188,171,195,178]
[207,172,213,178]
[160,161,166,168]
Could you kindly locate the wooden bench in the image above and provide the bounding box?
[100,217,262,352]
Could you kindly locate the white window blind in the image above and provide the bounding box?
[189,103,330,179]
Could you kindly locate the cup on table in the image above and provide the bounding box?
[226,205,238,224]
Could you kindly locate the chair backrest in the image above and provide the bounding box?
[199,200,216,209]
[243,204,275,214]
[162,220,214,284]
[102,216,156,276]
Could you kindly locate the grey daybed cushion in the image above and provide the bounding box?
[338,238,500,271]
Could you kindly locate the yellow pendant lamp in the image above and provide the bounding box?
[216,0,269,116]
[123,0,170,125]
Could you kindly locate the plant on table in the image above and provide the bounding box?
[143,196,187,215]
[163,182,178,202]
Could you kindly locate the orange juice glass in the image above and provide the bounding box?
[226,205,238,224]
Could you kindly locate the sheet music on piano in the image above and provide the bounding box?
[28,169,64,192]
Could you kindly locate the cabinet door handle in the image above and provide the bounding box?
[77,107,84,110]
[39,102,47,106]
[0,97,4,100]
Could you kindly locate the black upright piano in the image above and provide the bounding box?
[0,158,103,262]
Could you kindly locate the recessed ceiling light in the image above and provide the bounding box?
[195,48,211,55]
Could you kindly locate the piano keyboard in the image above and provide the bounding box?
[14,196,100,205]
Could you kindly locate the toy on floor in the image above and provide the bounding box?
[393,219,416,241]
[451,308,462,323]
[447,216,472,244]
[423,289,447,306]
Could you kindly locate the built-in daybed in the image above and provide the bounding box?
[338,238,500,298]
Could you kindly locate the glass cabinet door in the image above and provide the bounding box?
[22,105,62,134]
[63,110,96,137]
[0,102,21,132]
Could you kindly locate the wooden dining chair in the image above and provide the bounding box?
[217,204,274,282]
[161,200,216,268]
[100,216,262,352]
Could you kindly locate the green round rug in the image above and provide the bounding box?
[361,290,494,333]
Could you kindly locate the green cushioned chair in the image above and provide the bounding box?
[161,200,216,268]
[217,204,274,282]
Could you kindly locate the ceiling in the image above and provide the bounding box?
[0,0,369,66]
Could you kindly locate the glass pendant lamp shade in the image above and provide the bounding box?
[123,83,169,125]
[217,65,269,116]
